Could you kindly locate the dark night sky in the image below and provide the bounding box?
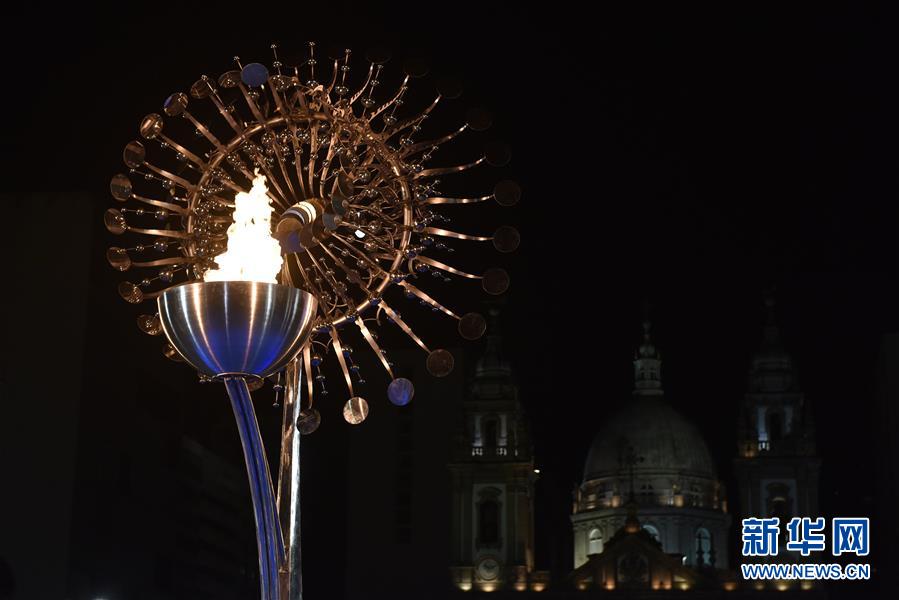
[4,1,899,596]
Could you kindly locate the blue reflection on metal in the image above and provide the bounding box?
[225,377,284,600]
[387,377,415,406]
[157,282,318,600]
[242,63,270,87]
[157,282,317,378]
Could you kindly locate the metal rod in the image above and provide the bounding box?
[223,376,284,600]
[277,358,304,599]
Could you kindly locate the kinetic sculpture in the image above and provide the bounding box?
[106,43,519,599]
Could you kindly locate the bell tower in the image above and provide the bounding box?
[449,309,543,592]
[734,296,820,533]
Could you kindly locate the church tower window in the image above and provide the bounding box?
[587,528,603,555]
[484,419,498,450]
[767,410,783,442]
[766,482,793,525]
[695,528,713,566]
[734,295,821,574]
[450,309,540,586]
[475,487,503,549]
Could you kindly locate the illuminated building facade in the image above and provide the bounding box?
[571,320,731,576]
[449,310,549,593]
[734,297,820,535]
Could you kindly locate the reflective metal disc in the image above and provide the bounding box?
[493,225,520,253]
[322,213,341,231]
[218,70,241,89]
[123,141,146,168]
[110,174,132,201]
[365,46,392,64]
[458,312,487,340]
[297,407,321,434]
[343,396,369,424]
[426,349,454,377]
[104,208,127,235]
[163,92,188,116]
[466,107,493,131]
[118,281,144,304]
[436,76,463,100]
[387,377,415,406]
[139,114,164,139]
[403,56,430,78]
[482,267,510,295]
[106,247,131,271]
[162,342,183,362]
[271,74,292,91]
[493,180,521,207]
[241,63,270,87]
[136,314,162,336]
[485,141,511,167]
[190,78,214,99]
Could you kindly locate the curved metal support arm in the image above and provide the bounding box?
[224,376,285,600]
[277,358,304,600]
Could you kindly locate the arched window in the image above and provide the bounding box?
[476,487,502,548]
[768,411,783,442]
[643,524,660,543]
[484,419,498,449]
[588,528,603,555]
[766,481,793,544]
[479,500,499,545]
[695,528,713,566]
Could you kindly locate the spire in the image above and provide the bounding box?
[475,307,511,378]
[468,305,521,410]
[762,291,781,348]
[638,319,658,359]
[749,292,797,393]
[633,313,663,397]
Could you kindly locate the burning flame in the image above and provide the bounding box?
[204,172,283,284]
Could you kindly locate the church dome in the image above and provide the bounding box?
[583,394,716,483]
[572,317,730,573]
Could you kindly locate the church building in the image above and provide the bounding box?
[449,309,550,592]
[734,297,820,529]
[733,297,822,593]
[442,301,823,596]
[570,319,731,589]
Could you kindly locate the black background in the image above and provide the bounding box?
[2,2,897,597]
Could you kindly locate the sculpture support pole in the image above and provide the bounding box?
[277,359,303,600]
[157,282,317,600]
[224,376,285,600]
